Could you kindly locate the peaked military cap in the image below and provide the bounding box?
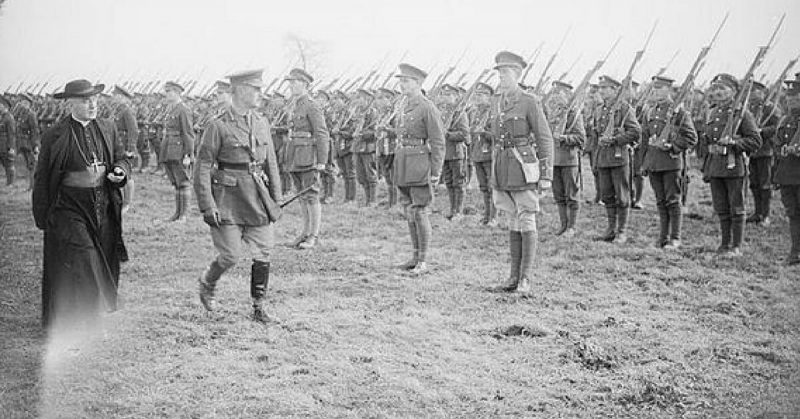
[474,82,494,95]
[784,80,800,96]
[552,80,574,91]
[651,75,675,87]
[750,80,767,91]
[113,85,134,99]
[228,69,265,88]
[315,90,331,100]
[377,87,398,97]
[214,80,231,93]
[598,75,621,88]
[54,79,105,99]
[631,80,640,88]
[164,81,185,93]
[285,68,313,84]
[494,51,527,70]
[395,63,427,81]
[712,73,739,92]
[440,83,460,94]
[356,88,374,98]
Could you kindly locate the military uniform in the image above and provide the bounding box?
[376,88,400,208]
[15,99,40,190]
[333,97,357,203]
[746,82,782,225]
[440,94,470,219]
[640,77,698,248]
[589,76,642,242]
[490,51,554,293]
[352,94,379,206]
[468,84,495,224]
[113,86,139,211]
[194,70,282,321]
[773,91,800,265]
[284,68,330,249]
[0,97,17,186]
[698,74,762,255]
[159,82,195,222]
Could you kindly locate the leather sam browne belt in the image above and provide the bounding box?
[498,137,530,149]
[218,161,264,172]
[290,131,312,138]
[62,166,107,188]
[400,138,426,147]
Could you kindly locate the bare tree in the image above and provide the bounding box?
[283,33,327,75]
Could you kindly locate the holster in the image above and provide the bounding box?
[252,171,282,223]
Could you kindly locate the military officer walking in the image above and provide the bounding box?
[490,51,554,293]
[195,70,282,323]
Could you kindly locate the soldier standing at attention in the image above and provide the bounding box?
[0,95,17,187]
[698,74,762,257]
[468,82,496,225]
[195,70,282,323]
[112,85,139,213]
[437,84,470,220]
[746,80,782,226]
[590,76,642,243]
[15,94,41,191]
[159,81,195,222]
[351,89,379,207]
[490,51,554,293]
[284,68,330,250]
[545,81,586,237]
[315,90,337,204]
[640,76,697,249]
[393,63,445,275]
[772,79,800,265]
[375,87,400,209]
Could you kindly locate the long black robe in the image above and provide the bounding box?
[32,116,132,328]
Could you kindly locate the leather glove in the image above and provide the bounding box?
[203,208,221,228]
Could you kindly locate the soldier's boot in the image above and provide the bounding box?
[516,230,538,294]
[5,165,15,186]
[367,182,377,207]
[251,260,274,323]
[563,206,578,237]
[555,205,569,236]
[452,188,464,220]
[613,207,630,244]
[289,202,310,248]
[409,208,431,275]
[728,215,745,257]
[481,192,492,224]
[388,185,397,208]
[717,217,732,253]
[348,178,358,202]
[398,216,419,270]
[632,177,644,209]
[760,189,772,225]
[166,190,181,221]
[198,261,227,311]
[297,200,321,250]
[788,217,800,265]
[664,205,682,250]
[598,206,617,242]
[656,206,669,247]
[497,231,522,291]
[445,187,455,219]
[174,187,191,222]
[747,189,762,223]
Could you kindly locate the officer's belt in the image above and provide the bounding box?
[400,138,426,147]
[62,167,107,188]
[498,137,530,149]
[290,131,312,138]
[708,144,729,155]
[218,161,264,172]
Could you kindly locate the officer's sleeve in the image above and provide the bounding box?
[425,104,446,178]
[193,121,222,213]
[613,104,642,147]
[527,97,554,181]
[674,108,698,152]
[562,110,586,148]
[308,101,330,165]
[446,112,469,143]
[735,110,762,154]
[178,106,195,157]
[262,119,282,201]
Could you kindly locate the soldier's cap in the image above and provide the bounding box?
[394,63,427,82]
[474,82,494,95]
[784,80,800,96]
[164,81,185,93]
[315,90,331,100]
[356,88,374,99]
[494,51,527,71]
[552,80,574,91]
[377,87,398,97]
[651,75,675,87]
[750,80,767,91]
[440,83,460,94]
[631,80,640,88]
[271,92,286,99]
[0,95,11,109]
[54,79,105,99]
[215,80,231,93]
[228,69,265,88]
[711,73,739,92]
[598,75,622,88]
[285,68,313,84]
[113,85,134,99]
[456,85,467,94]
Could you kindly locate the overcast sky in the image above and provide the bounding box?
[0,0,797,93]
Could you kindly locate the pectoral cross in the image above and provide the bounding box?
[89,154,102,172]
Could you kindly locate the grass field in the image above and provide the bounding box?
[1,160,799,418]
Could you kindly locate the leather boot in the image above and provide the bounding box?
[446,187,455,219]
[498,231,522,291]
[346,178,357,202]
[199,261,227,311]
[516,230,537,293]
[788,217,800,265]
[251,260,274,323]
[410,208,431,274]
[599,206,617,241]
[388,185,397,207]
[760,189,772,225]
[632,177,644,209]
[656,206,669,247]
[555,205,568,236]
[166,189,180,221]
[174,187,191,222]
[717,217,732,253]
[664,205,682,250]
[367,182,377,207]
[398,217,419,270]
[747,189,761,223]
[453,188,464,218]
[728,215,744,256]
[298,200,321,249]
[614,207,629,243]
[563,206,578,237]
[481,192,493,224]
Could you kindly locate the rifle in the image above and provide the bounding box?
[442,68,492,131]
[561,38,620,135]
[521,42,545,85]
[762,54,798,121]
[718,13,784,170]
[634,49,680,111]
[534,25,572,94]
